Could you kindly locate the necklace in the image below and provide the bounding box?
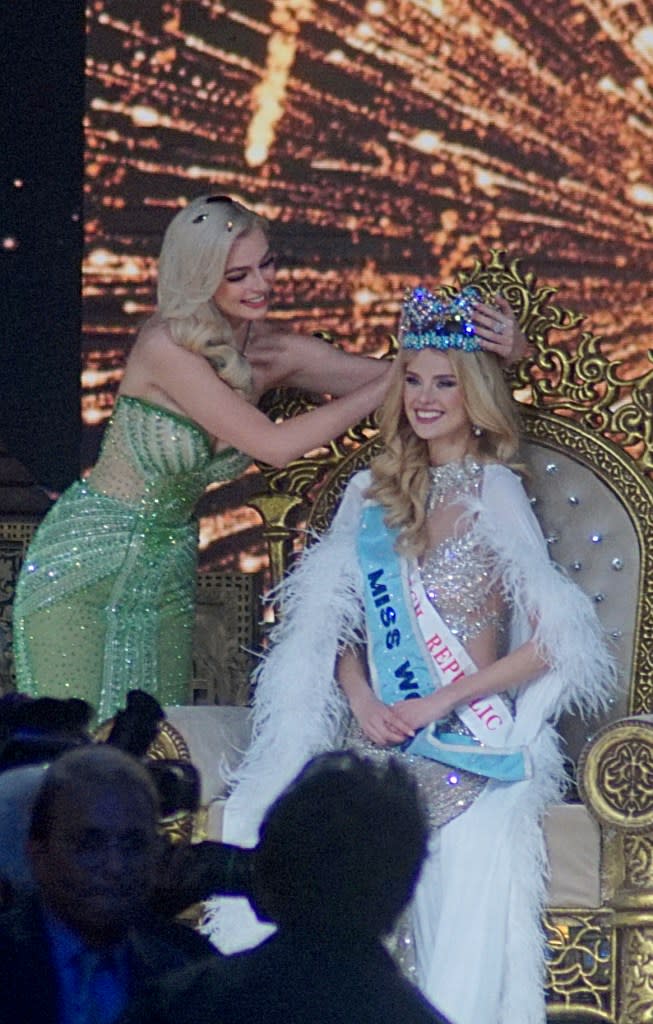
[427,456,483,513]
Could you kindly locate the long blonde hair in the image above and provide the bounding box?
[157,195,268,399]
[368,347,521,556]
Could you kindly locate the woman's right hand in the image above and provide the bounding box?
[350,689,416,747]
[472,295,530,363]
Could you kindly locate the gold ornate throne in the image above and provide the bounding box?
[248,251,653,1024]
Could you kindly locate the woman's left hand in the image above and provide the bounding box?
[472,295,530,363]
[391,690,453,733]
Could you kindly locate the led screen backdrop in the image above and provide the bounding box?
[84,0,653,572]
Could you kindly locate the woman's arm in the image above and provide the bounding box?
[248,330,389,397]
[392,638,548,734]
[252,299,528,398]
[124,329,391,468]
[337,648,415,746]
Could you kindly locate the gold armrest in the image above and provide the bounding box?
[578,715,653,833]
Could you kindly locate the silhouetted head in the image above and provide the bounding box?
[254,751,428,940]
[0,695,92,771]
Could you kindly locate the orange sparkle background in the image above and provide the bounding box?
[83,0,653,572]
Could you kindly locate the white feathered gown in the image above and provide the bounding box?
[205,466,615,1024]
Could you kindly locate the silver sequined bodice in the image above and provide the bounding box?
[421,456,503,646]
[420,531,502,646]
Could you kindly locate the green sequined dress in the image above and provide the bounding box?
[13,396,251,721]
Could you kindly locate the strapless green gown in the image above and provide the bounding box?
[13,396,250,721]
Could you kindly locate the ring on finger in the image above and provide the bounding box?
[495,321,504,334]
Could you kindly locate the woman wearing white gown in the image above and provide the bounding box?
[207,285,615,1024]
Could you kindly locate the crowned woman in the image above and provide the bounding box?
[206,285,616,1024]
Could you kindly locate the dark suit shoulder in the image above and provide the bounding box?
[0,892,47,953]
[0,895,59,1024]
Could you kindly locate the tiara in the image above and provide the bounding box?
[398,285,481,352]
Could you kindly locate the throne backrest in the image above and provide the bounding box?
[252,251,653,771]
[521,429,642,764]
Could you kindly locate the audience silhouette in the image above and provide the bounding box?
[125,751,452,1024]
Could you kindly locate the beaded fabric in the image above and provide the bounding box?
[13,396,251,721]
[398,285,481,352]
[344,718,486,830]
[426,455,484,513]
[423,456,504,646]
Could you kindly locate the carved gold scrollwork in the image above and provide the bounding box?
[245,492,306,591]
[620,926,653,1023]
[599,741,653,819]
[458,248,585,349]
[307,438,381,536]
[579,719,653,832]
[459,249,653,475]
[580,722,653,1019]
[144,724,196,845]
[614,358,653,474]
[146,720,191,762]
[544,910,614,1019]
[624,835,653,891]
[93,718,190,761]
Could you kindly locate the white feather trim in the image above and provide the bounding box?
[202,473,369,950]
[469,465,618,724]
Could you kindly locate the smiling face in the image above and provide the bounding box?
[402,349,474,464]
[212,226,276,327]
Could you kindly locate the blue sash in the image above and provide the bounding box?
[357,503,530,782]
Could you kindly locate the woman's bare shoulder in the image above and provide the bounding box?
[132,315,175,350]
[121,317,203,395]
[128,317,200,370]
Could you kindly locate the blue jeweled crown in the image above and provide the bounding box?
[398,285,481,352]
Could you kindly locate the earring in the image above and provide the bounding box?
[472,424,483,437]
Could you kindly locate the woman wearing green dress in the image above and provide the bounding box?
[12,196,523,720]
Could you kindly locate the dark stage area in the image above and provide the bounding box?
[1,1,86,496]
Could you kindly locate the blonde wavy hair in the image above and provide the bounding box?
[368,347,522,557]
[157,195,269,399]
